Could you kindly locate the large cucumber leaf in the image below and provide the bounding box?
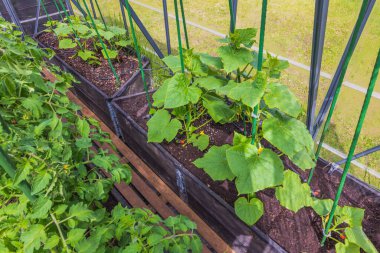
[193,145,234,181]
[163,73,202,109]
[264,82,302,118]
[275,170,313,212]
[202,94,235,123]
[262,116,315,170]
[217,46,253,73]
[147,110,181,143]
[226,144,284,194]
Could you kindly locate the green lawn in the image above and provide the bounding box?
[80,0,380,187]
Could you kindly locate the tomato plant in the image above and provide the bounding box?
[0,18,201,253]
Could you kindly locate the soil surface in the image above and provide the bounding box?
[118,94,380,253]
[37,32,139,97]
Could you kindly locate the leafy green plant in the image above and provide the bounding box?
[0,18,201,252]
[146,27,312,221]
[144,26,376,251]
[45,16,132,65]
[312,201,377,253]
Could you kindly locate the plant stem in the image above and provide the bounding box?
[50,212,70,252]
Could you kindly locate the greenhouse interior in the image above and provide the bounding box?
[0,0,379,252]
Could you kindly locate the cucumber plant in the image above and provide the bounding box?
[145,26,376,251]
[44,16,132,65]
[0,18,201,253]
[147,28,290,151]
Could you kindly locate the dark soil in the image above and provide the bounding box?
[118,94,380,253]
[37,32,139,96]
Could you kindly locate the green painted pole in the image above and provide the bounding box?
[307,0,368,185]
[228,0,235,33]
[178,0,189,49]
[52,0,64,20]
[321,48,380,245]
[123,0,152,108]
[82,0,120,83]
[93,0,108,30]
[250,0,267,144]
[173,0,185,73]
[40,0,52,22]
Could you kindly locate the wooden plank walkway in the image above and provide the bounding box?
[66,91,234,253]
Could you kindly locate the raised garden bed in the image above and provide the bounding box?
[35,31,150,133]
[112,92,380,253]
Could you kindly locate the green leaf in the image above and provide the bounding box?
[264,82,302,118]
[311,198,333,216]
[199,53,223,69]
[21,94,43,119]
[217,46,254,73]
[202,94,235,123]
[194,145,234,181]
[163,55,182,73]
[76,118,91,138]
[147,110,181,143]
[100,30,115,40]
[336,206,365,228]
[69,202,93,221]
[152,79,170,108]
[226,145,284,194]
[54,204,68,215]
[67,228,86,245]
[190,236,203,253]
[14,160,32,185]
[20,224,46,253]
[101,48,118,59]
[233,132,251,146]
[231,28,257,47]
[190,134,209,151]
[78,50,96,61]
[234,197,264,225]
[123,243,142,253]
[226,74,266,109]
[335,242,360,253]
[195,76,227,91]
[345,227,377,253]
[183,49,208,76]
[34,118,52,136]
[147,233,163,246]
[115,39,132,47]
[59,39,76,49]
[164,73,202,108]
[75,137,92,149]
[54,24,71,36]
[29,197,52,219]
[43,235,60,250]
[275,170,313,212]
[31,171,51,195]
[262,116,315,170]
